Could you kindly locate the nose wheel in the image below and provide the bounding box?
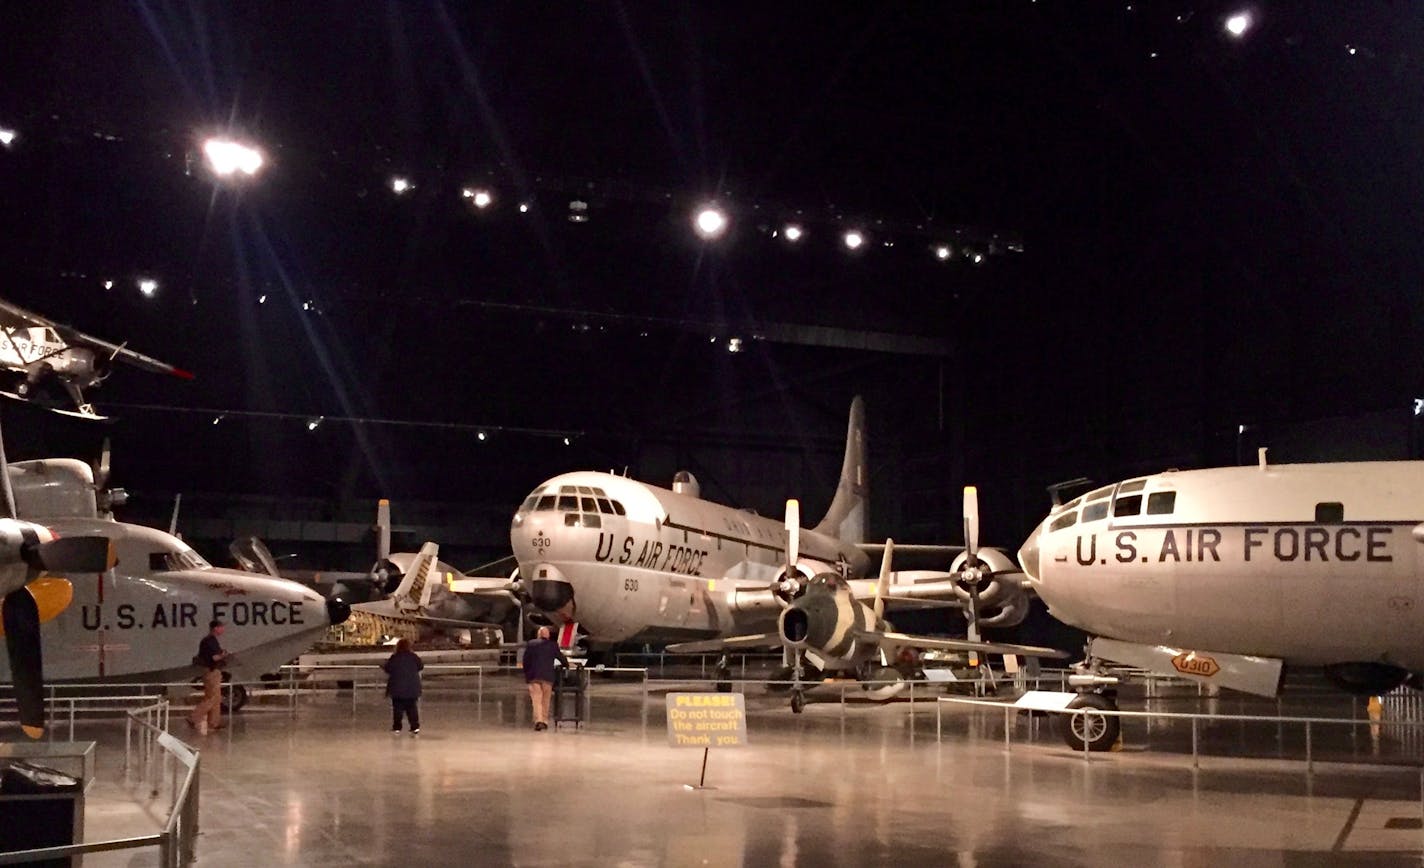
[790,689,806,714]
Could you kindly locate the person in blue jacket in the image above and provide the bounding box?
[522,626,568,731]
[382,639,424,735]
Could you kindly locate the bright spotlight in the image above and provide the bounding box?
[935,245,952,261]
[202,138,264,177]
[462,188,494,208]
[843,230,865,250]
[137,278,158,297]
[391,177,412,195]
[0,129,15,148]
[783,224,803,242]
[307,417,323,432]
[562,436,571,446]
[694,206,728,238]
[727,337,743,353]
[971,252,985,265]
[1224,11,1251,37]
[258,294,267,304]
[518,202,530,213]
[102,279,114,290]
[477,430,488,442]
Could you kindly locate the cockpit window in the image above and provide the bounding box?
[577,486,593,495]
[1081,501,1110,522]
[1146,491,1177,515]
[557,495,577,511]
[148,549,210,572]
[1049,511,1077,532]
[1118,479,1146,494]
[520,495,538,511]
[564,512,601,528]
[595,497,614,514]
[535,495,556,511]
[1112,494,1143,517]
[611,501,626,516]
[1085,486,1114,502]
[580,497,597,512]
[559,486,576,494]
[592,488,608,497]
[1063,496,1083,511]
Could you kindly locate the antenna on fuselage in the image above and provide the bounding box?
[1258,447,1269,471]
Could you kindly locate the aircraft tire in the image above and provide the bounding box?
[1059,693,1119,752]
[790,690,806,714]
[221,683,249,714]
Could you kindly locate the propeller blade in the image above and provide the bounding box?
[785,499,800,572]
[95,438,111,490]
[3,588,46,738]
[962,486,980,559]
[376,499,391,563]
[873,538,893,621]
[30,536,113,573]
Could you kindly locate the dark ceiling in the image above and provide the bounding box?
[0,1,1420,528]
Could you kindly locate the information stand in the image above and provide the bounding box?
[665,692,747,790]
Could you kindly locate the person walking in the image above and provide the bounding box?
[383,639,424,735]
[189,620,229,735]
[522,626,568,731]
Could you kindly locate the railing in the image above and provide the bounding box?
[0,700,200,867]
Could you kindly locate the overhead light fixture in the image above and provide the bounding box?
[137,278,158,297]
[307,417,323,432]
[477,430,488,442]
[935,245,952,261]
[563,436,571,446]
[258,294,267,304]
[843,230,865,250]
[102,279,114,290]
[727,337,743,353]
[518,202,529,213]
[1224,11,1251,37]
[971,252,985,265]
[202,138,264,177]
[693,205,728,239]
[0,128,15,148]
[391,177,412,195]
[568,200,589,223]
[212,415,224,426]
[782,224,803,242]
[462,187,493,208]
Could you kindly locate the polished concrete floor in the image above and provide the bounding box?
[33,676,1424,866]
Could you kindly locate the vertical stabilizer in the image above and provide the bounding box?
[392,541,439,613]
[813,396,868,545]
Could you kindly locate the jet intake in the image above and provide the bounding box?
[326,596,351,626]
[1324,662,1409,696]
[781,608,810,646]
[531,579,576,617]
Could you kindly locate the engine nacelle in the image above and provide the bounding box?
[948,547,1030,628]
[9,459,99,521]
[771,564,817,607]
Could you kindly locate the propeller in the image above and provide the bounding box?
[3,587,44,738]
[92,438,127,517]
[371,499,403,594]
[772,499,806,605]
[872,538,893,621]
[960,486,986,645]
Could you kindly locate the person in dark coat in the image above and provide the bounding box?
[188,620,229,735]
[382,639,424,735]
[522,626,568,731]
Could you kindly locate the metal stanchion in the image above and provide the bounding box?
[1191,717,1199,769]
[1004,705,1011,750]
[1305,721,1313,774]
[936,699,942,743]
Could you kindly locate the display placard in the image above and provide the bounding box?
[665,692,747,748]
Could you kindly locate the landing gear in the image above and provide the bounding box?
[221,682,249,714]
[714,654,733,693]
[790,690,806,714]
[766,665,794,693]
[1058,692,1119,752]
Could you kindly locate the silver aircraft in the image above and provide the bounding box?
[1,456,349,738]
[0,297,193,419]
[510,398,1034,666]
[1018,451,1424,749]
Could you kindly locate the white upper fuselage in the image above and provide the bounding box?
[510,471,870,645]
[0,518,337,684]
[1021,461,1424,670]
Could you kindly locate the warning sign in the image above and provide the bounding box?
[665,692,748,748]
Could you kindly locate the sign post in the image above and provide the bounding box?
[665,692,747,790]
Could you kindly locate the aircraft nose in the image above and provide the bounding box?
[326,596,351,626]
[1018,524,1042,582]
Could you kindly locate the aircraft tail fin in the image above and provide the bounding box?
[391,542,439,612]
[813,396,868,545]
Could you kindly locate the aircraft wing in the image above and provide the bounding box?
[665,633,781,654]
[856,543,964,557]
[847,571,970,604]
[854,630,1068,659]
[0,297,193,379]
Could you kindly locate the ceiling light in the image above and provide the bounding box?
[137,278,158,297]
[694,206,728,238]
[563,437,571,446]
[0,129,15,148]
[935,245,952,261]
[477,431,487,442]
[463,188,493,208]
[391,177,412,194]
[518,202,529,213]
[258,294,267,304]
[1225,12,1251,37]
[783,224,803,242]
[307,417,323,431]
[727,337,743,353]
[568,200,589,223]
[202,138,264,177]
[102,279,114,290]
[843,230,865,250]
